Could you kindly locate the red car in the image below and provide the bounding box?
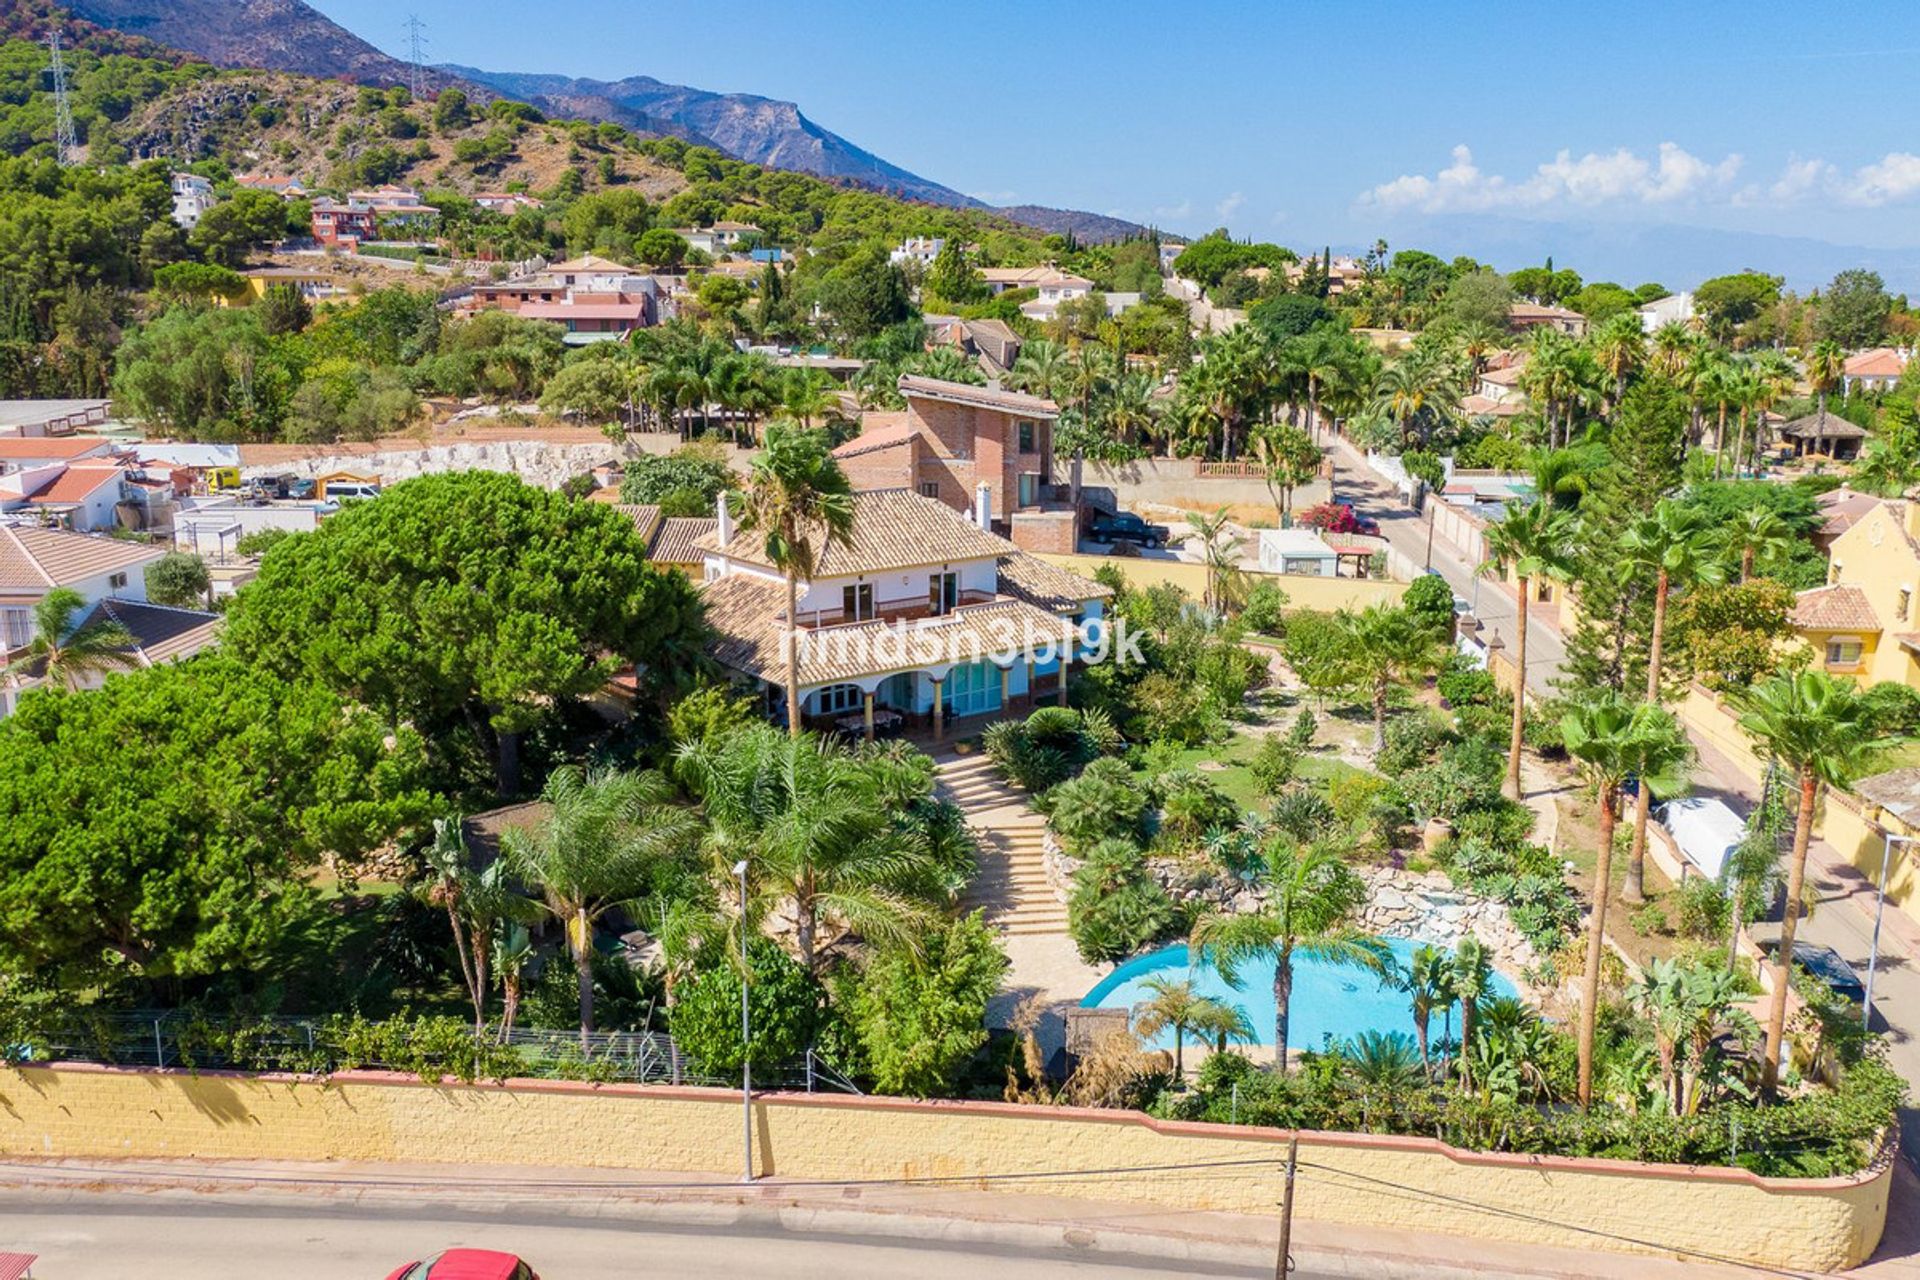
[384,1250,538,1280]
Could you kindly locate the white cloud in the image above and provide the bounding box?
[1215,190,1245,220]
[1151,198,1193,221]
[1770,156,1831,201]
[1842,152,1920,206]
[1362,143,1742,212]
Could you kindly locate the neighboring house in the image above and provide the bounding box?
[0,399,112,439]
[1843,348,1911,396]
[1636,291,1695,333]
[473,191,545,214]
[348,186,438,227]
[979,266,1095,299]
[671,222,760,255]
[236,173,308,198]
[1473,360,1529,407]
[831,375,1061,537]
[613,504,718,575]
[1790,497,1920,687]
[695,487,1110,738]
[930,317,1023,377]
[890,236,944,266]
[1256,529,1338,577]
[1779,411,1868,461]
[238,266,339,304]
[310,200,377,248]
[461,256,665,341]
[0,459,130,532]
[1816,487,1885,551]
[170,173,215,228]
[1507,302,1588,337]
[0,524,218,715]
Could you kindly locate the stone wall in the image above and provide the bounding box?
[0,1064,1889,1272]
[243,439,620,490]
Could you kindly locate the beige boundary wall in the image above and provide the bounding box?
[1037,553,1409,614]
[0,1064,1889,1271]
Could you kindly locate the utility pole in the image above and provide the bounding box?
[1273,1135,1299,1278]
[46,32,78,167]
[403,15,429,100]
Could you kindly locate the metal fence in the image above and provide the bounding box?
[16,1012,861,1095]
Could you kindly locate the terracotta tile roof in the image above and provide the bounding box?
[92,599,220,666]
[1508,302,1584,321]
[995,553,1112,612]
[0,436,117,462]
[648,516,717,566]
[708,487,1017,577]
[1780,412,1868,441]
[25,464,124,504]
[461,801,551,866]
[0,525,164,594]
[614,503,663,544]
[1479,365,1527,387]
[1790,583,1879,632]
[1844,348,1909,379]
[1816,489,1885,539]
[547,254,631,273]
[833,421,918,459]
[897,374,1057,418]
[1461,394,1525,417]
[702,572,1081,687]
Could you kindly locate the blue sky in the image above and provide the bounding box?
[312,0,1920,279]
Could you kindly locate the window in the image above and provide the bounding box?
[108,572,128,590]
[1826,637,1864,667]
[928,570,959,616]
[814,683,863,715]
[918,481,941,500]
[841,582,873,621]
[1017,420,1036,452]
[2,607,30,650]
[1900,589,1912,623]
[942,660,1002,718]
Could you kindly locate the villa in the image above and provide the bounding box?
[1790,495,1920,686]
[695,486,1110,739]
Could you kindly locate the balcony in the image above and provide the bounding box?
[786,589,998,631]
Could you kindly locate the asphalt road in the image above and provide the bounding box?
[0,1191,1311,1280]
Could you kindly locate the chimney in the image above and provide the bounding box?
[715,490,734,545]
[974,482,992,532]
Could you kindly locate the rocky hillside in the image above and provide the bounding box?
[64,0,1152,241]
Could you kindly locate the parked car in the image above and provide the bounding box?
[1089,511,1170,548]
[287,477,317,500]
[385,1249,539,1280]
[1769,940,1866,1003]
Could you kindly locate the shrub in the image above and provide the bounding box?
[1377,712,1449,775]
[1674,876,1731,941]
[234,527,294,558]
[1861,681,1920,736]
[1069,839,1178,963]
[1399,736,1507,823]
[1269,786,1336,841]
[842,913,1008,1097]
[1041,758,1150,852]
[1130,671,1218,746]
[1436,653,1499,708]
[1328,772,1389,825]
[671,940,824,1079]
[1249,735,1299,793]
[1285,707,1317,752]
[1239,580,1287,635]
[1153,768,1239,848]
[984,706,1119,791]
[667,682,759,747]
[144,551,212,609]
[1402,572,1456,638]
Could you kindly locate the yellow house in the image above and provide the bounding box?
[1788,497,1920,689]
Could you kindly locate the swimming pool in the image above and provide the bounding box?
[1080,937,1518,1050]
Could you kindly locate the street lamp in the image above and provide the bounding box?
[1864,834,1914,1030]
[734,857,753,1182]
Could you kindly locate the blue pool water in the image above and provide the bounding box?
[1081,937,1517,1050]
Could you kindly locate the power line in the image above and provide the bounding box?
[45,31,77,166]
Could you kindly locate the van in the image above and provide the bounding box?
[325,481,382,501]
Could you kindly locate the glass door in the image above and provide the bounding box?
[942,661,1002,718]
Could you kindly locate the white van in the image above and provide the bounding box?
[324,481,382,501]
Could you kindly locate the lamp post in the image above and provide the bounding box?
[1864,834,1914,1030]
[734,857,753,1182]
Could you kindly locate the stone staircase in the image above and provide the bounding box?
[937,752,1068,936]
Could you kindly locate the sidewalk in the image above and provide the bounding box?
[0,1156,1826,1279]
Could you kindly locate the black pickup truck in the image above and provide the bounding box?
[1089,511,1171,548]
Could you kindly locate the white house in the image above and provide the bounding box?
[1636,291,1695,333]
[170,173,215,228]
[697,487,1110,737]
[0,462,129,532]
[890,237,945,267]
[672,222,761,256]
[1256,528,1338,578]
[1843,348,1911,396]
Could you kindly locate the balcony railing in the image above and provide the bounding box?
[787,589,998,630]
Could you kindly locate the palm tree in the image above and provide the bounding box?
[491,923,533,1042]
[19,587,134,688]
[502,764,699,1043]
[1248,424,1321,524]
[1397,942,1453,1067]
[1592,312,1648,411]
[1736,673,1890,1091]
[1131,975,1249,1077]
[779,368,841,430]
[1449,937,1491,1090]
[1007,338,1068,401]
[1104,370,1162,451]
[1369,349,1462,451]
[1337,1030,1425,1087]
[1806,340,1846,422]
[1480,501,1576,798]
[425,816,539,1032]
[677,725,937,973]
[1190,839,1388,1073]
[1560,693,1692,1107]
[1728,507,1794,582]
[1185,507,1243,613]
[1650,322,1697,379]
[1336,603,1448,754]
[741,422,856,737]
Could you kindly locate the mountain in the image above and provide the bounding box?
[446,67,982,210]
[65,0,1149,240]
[1371,214,1920,296]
